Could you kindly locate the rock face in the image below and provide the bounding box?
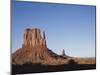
[12,28,69,65]
[23,28,46,48]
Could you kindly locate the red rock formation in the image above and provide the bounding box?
[12,28,96,65]
[12,28,68,65]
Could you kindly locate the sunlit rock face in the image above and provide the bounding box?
[23,28,46,49]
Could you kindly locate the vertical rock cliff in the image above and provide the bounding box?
[22,28,46,48]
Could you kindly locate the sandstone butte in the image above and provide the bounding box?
[12,28,96,65]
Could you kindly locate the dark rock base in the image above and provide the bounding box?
[12,64,96,75]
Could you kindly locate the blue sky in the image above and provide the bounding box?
[12,1,96,57]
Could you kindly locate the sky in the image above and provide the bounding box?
[12,1,96,57]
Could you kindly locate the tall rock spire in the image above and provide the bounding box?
[62,49,66,56]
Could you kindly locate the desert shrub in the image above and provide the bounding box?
[68,59,77,65]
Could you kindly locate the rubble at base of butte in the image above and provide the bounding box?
[12,28,71,65]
